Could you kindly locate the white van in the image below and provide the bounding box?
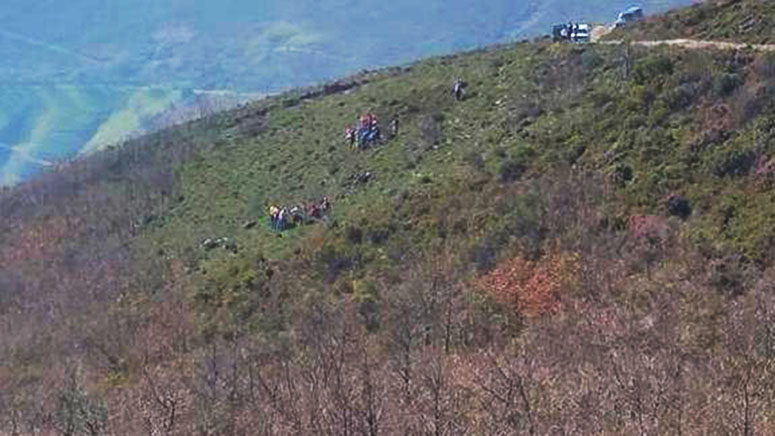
[573,24,590,43]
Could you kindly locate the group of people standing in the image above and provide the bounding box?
[268,196,331,231]
[345,112,384,150]
[271,79,468,232]
[344,80,463,149]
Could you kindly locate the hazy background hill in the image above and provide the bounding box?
[0,0,692,185]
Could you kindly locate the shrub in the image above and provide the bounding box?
[712,149,757,177]
[755,52,775,80]
[501,189,546,258]
[474,251,580,317]
[366,226,392,245]
[464,151,485,170]
[664,83,699,110]
[633,55,675,84]
[499,159,527,183]
[566,144,586,165]
[755,320,775,358]
[471,239,498,273]
[318,241,362,283]
[420,112,444,145]
[54,374,108,436]
[346,226,363,244]
[193,252,276,335]
[667,194,692,219]
[580,50,603,72]
[610,163,634,187]
[589,89,613,107]
[708,255,753,297]
[353,279,381,331]
[511,99,544,128]
[246,194,265,217]
[713,72,743,97]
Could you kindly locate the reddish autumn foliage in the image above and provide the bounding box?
[628,215,671,244]
[475,252,580,317]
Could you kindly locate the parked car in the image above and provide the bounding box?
[552,24,570,42]
[573,24,590,43]
[552,23,590,43]
[615,6,644,27]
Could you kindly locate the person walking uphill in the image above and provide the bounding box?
[452,78,465,101]
[345,126,356,147]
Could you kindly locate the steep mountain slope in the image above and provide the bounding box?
[3,2,775,433]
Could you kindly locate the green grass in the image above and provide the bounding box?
[105,37,771,337]
[80,87,183,154]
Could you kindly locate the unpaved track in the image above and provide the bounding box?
[590,25,615,43]
[590,24,775,51]
[625,39,775,51]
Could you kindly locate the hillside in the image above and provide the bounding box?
[3,2,775,433]
[0,0,693,185]
[606,0,775,44]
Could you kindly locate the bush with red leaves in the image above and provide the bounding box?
[475,251,579,317]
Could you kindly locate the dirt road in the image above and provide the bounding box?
[624,39,775,51]
[590,25,775,51]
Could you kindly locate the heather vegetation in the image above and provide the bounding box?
[4,2,775,433]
